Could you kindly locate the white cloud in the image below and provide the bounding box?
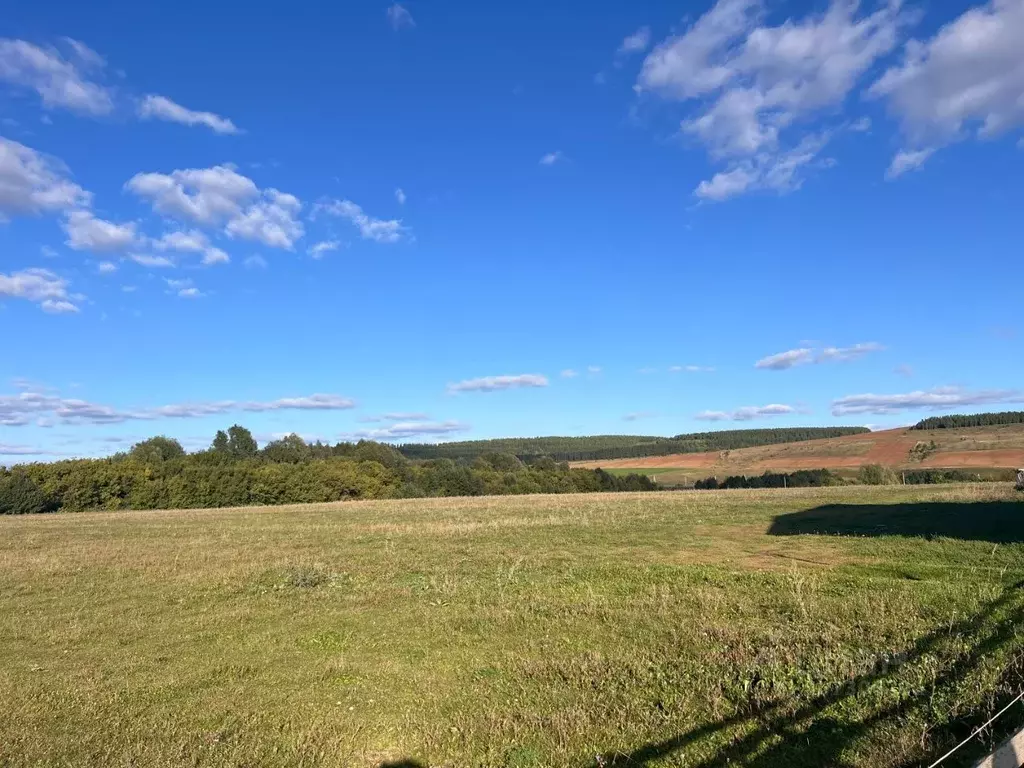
[619,27,653,56]
[152,229,229,265]
[696,403,794,421]
[885,147,935,179]
[693,133,831,201]
[0,388,358,427]
[638,0,903,199]
[128,253,175,268]
[849,116,872,132]
[817,342,885,362]
[756,342,883,369]
[0,267,80,313]
[40,245,59,258]
[97,261,117,274]
[587,365,602,375]
[395,187,406,205]
[125,164,258,225]
[539,151,563,166]
[447,374,549,394]
[177,286,203,299]
[0,137,91,218]
[0,38,113,115]
[61,38,105,69]
[831,386,1024,416]
[244,254,268,269]
[62,210,138,251]
[560,369,579,378]
[126,165,303,249]
[387,3,416,29]
[225,190,303,249]
[137,94,240,135]
[315,198,407,243]
[0,442,62,457]
[670,364,716,372]
[755,347,814,370]
[350,420,468,441]
[871,0,1024,168]
[308,240,341,258]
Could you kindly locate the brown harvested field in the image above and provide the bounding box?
[573,423,1024,474]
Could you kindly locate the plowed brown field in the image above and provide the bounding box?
[572,423,1024,474]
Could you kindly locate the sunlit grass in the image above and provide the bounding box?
[2,484,1023,766]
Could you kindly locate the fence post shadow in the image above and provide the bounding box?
[588,578,1024,768]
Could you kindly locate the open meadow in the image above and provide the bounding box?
[2,485,1024,767]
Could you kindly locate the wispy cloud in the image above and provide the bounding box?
[885,148,935,179]
[0,388,356,427]
[539,151,564,166]
[696,404,795,421]
[314,198,407,243]
[756,343,884,370]
[0,137,91,218]
[0,38,113,115]
[308,240,341,258]
[670,364,716,373]
[395,188,406,205]
[831,387,1024,416]
[447,374,548,394]
[0,268,80,313]
[618,26,652,56]
[387,3,415,30]
[349,420,467,441]
[638,0,903,200]
[870,0,1024,178]
[138,94,240,135]
[755,348,815,370]
[560,369,579,378]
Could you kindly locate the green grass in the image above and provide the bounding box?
[3,484,1024,767]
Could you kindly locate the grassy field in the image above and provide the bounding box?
[3,485,1024,767]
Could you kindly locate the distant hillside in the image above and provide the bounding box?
[572,423,1024,480]
[399,427,869,463]
[912,411,1024,430]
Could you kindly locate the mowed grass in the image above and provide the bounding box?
[2,485,1024,767]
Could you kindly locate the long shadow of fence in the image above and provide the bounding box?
[587,578,1024,767]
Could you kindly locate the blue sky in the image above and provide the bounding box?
[1,0,1022,459]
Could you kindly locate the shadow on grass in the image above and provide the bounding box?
[378,761,426,768]
[768,501,1024,543]
[588,578,1024,768]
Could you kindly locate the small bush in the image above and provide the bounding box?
[858,464,899,486]
[282,565,330,589]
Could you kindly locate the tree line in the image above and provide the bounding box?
[691,465,998,490]
[911,411,1024,430]
[0,426,657,515]
[399,427,870,463]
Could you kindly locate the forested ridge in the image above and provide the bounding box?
[399,427,871,463]
[0,426,655,515]
[912,411,1024,430]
